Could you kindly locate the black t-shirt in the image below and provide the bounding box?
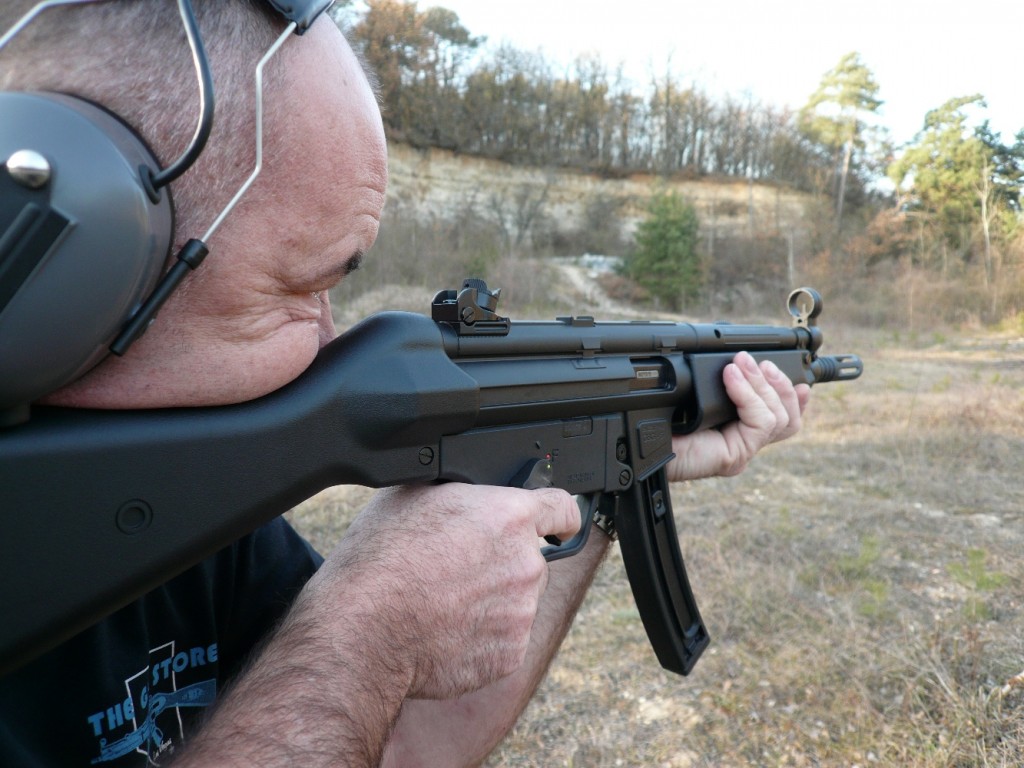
[0,517,322,766]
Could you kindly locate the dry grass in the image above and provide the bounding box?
[291,289,1024,767]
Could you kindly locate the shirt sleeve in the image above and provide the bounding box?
[210,517,324,682]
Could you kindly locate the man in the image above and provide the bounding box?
[0,1,810,765]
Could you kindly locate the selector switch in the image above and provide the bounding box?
[511,457,554,490]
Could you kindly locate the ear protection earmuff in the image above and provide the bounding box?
[0,92,174,418]
[0,0,333,424]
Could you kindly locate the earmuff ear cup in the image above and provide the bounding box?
[0,92,173,410]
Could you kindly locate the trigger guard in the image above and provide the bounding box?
[542,495,597,562]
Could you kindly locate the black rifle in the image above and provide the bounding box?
[0,279,861,677]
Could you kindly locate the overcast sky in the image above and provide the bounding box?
[434,0,1022,148]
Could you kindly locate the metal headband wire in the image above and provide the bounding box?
[0,0,102,52]
[201,21,296,242]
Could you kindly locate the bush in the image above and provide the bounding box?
[626,190,703,311]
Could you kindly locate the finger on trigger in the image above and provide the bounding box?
[532,488,580,542]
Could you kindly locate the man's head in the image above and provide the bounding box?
[0,0,387,408]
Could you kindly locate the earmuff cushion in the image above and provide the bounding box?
[0,92,174,409]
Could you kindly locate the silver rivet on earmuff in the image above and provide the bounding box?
[6,149,51,189]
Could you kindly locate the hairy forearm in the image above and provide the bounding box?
[173,573,414,767]
[382,529,613,767]
[170,482,592,767]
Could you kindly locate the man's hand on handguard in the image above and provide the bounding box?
[668,351,811,482]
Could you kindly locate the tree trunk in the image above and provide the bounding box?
[980,191,992,289]
[836,138,853,230]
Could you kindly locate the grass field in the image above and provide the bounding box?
[291,299,1024,766]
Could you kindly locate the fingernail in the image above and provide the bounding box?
[763,361,781,379]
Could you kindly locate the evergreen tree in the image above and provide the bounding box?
[628,191,702,310]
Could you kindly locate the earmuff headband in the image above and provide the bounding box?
[265,0,335,34]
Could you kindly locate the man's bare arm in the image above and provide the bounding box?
[382,527,612,767]
[171,483,581,767]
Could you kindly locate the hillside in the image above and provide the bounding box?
[326,143,825,328]
[386,142,813,245]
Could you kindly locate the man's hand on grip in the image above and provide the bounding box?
[313,483,580,700]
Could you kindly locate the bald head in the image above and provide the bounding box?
[1,1,388,408]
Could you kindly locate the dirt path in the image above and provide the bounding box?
[552,261,637,318]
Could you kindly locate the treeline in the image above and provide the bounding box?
[337,1,842,195]
[334,1,1024,326]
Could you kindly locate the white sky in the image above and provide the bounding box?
[435,0,1023,148]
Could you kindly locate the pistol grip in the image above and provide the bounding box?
[615,467,709,675]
